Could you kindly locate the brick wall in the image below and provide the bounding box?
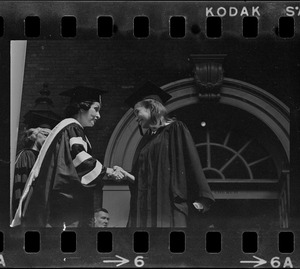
[18,38,299,160]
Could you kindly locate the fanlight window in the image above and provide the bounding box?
[172,103,286,182]
[196,129,278,181]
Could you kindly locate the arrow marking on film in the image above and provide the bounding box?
[240,256,267,268]
[103,255,129,267]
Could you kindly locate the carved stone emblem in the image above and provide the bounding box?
[190,54,226,101]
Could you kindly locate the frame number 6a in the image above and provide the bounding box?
[240,256,293,268]
[270,257,293,268]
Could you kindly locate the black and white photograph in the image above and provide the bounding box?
[0,1,300,268]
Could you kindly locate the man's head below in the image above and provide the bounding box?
[94,208,110,228]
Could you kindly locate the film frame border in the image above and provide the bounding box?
[0,1,299,268]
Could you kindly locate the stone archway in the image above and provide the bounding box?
[103,78,290,227]
[104,78,289,170]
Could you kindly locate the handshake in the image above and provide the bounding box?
[106,165,135,182]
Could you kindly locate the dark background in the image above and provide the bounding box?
[16,37,298,161]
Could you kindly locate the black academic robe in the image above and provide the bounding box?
[12,149,39,217]
[128,120,215,228]
[11,118,106,228]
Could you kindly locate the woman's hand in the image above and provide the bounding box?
[106,167,125,182]
[113,166,135,182]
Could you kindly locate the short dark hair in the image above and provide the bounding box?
[95,207,109,214]
[64,101,94,118]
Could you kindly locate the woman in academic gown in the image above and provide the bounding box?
[123,81,215,228]
[12,127,51,218]
[11,86,125,228]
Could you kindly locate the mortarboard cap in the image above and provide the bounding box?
[60,86,107,104]
[125,81,172,108]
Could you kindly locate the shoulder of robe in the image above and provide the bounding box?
[15,149,37,168]
[64,122,84,136]
[168,120,188,132]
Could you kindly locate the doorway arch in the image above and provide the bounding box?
[104,78,289,170]
[103,78,290,228]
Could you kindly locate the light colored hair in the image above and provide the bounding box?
[135,99,174,130]
[21,128,51,148]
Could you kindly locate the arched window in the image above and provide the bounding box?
[103,78,290,228]
[172,103,286,182]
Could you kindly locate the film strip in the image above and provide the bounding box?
[0,8,297,38]
[0,1,299,268]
